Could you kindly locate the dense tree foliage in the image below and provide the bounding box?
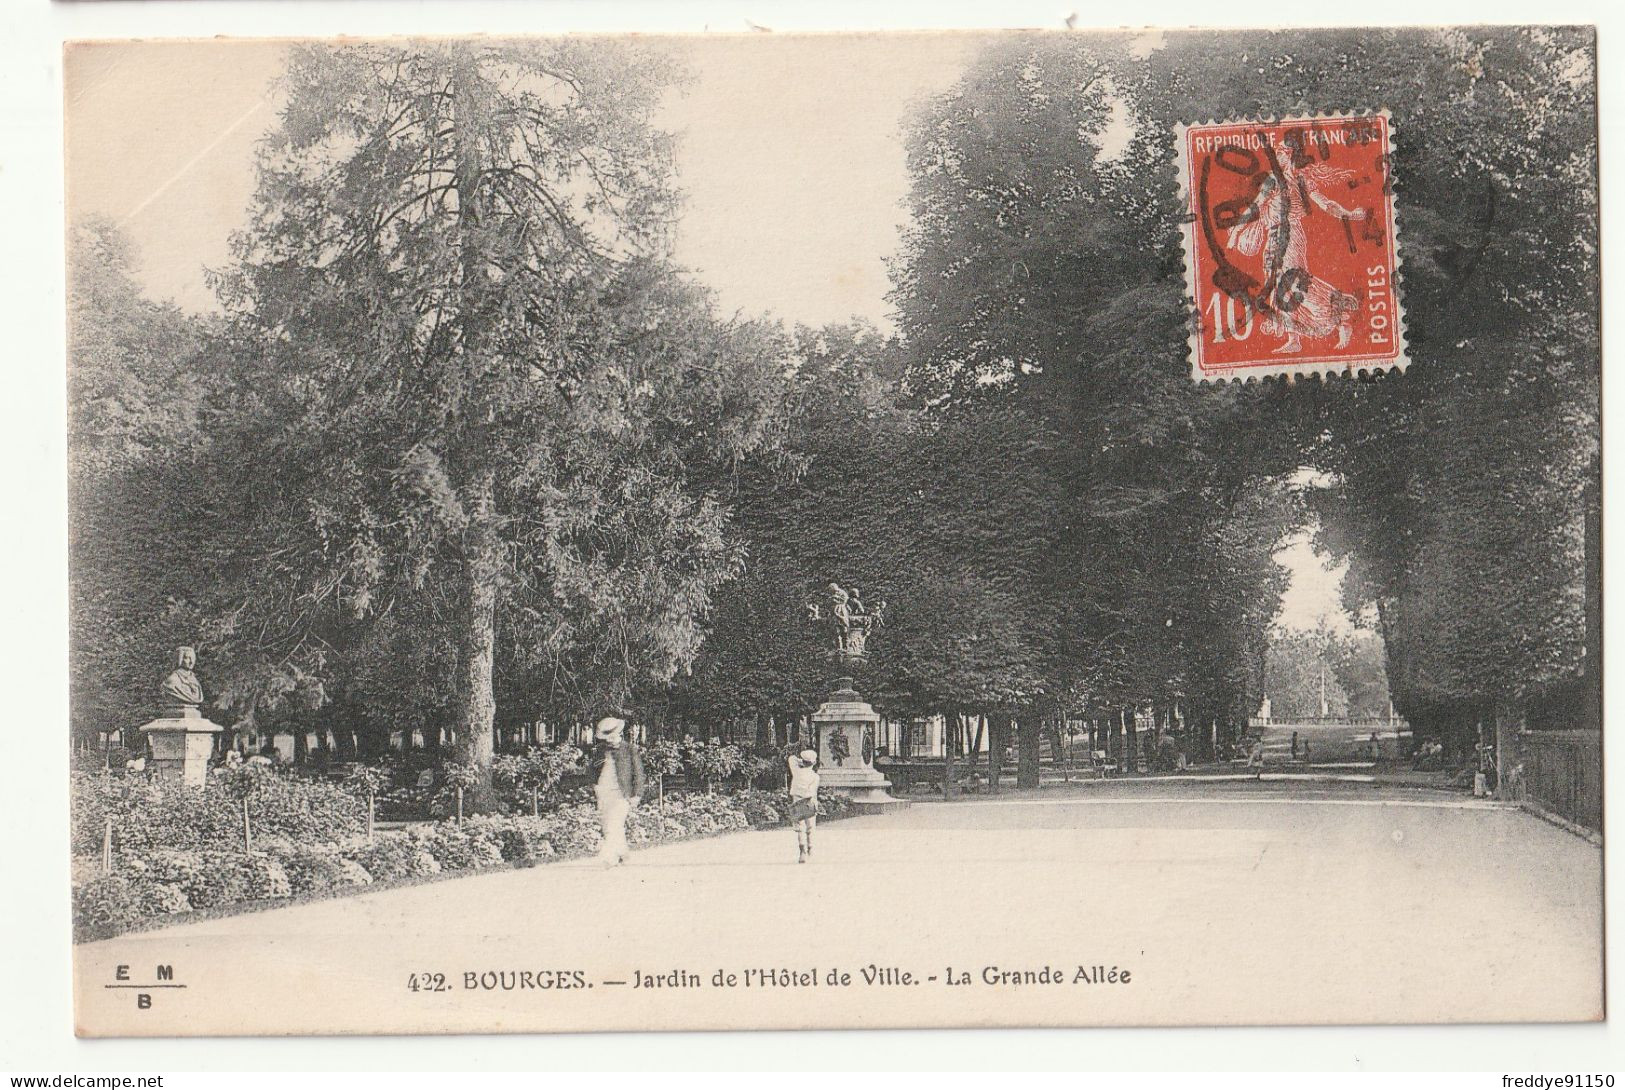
[68,29,1596,783]
[884,27,1597,756]
[68,219,217,734]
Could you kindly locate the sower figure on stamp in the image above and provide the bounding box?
[589,715,646,868]
[787,748,820,863]
[1226,150,1369,354]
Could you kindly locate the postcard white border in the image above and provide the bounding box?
[6,0,1624,1075]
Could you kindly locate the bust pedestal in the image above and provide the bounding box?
[811,678,908,813]
[139,706,224,786]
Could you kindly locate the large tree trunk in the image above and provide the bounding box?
[454,483,501,808]
[981,714,994,792]
[1124,707,1137,774]
[447,61,500,810]
[1016,716,1040,788]
[454,567,499,807]
[942,709,958,798]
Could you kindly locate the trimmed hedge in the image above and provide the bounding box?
[74,875,193,931]
[73,786,859,939]
[267,845,373,895]
[416,823,504,871]
[461,816,557,866]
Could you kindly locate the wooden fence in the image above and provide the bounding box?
[1519,730,1602,834]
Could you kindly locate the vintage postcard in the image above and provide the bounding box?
[65,27,1601,1037]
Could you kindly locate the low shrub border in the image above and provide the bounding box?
[71,770,368,855]
[72,787,856,942]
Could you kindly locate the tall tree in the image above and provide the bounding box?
[210,42,787,792]
[892,35,1304,751]
[894,27,1598,758]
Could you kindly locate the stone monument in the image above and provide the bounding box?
[139,646,224,786]
[805,584,907,812]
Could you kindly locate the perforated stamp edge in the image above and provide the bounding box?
[1172,110,1411,385]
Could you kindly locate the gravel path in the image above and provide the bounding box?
[75,784,1602,1035]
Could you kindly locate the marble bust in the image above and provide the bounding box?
[161,646,204,708]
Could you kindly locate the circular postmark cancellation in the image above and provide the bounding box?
[1174,112,1408,383]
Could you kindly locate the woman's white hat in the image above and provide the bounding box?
[798,749,817,763]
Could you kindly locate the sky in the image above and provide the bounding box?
[63,33,1348,633]
[1274,532,1353,635]
[64,34,975,326]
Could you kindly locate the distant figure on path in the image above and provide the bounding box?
[1246,736,1266,777]
[787,749,820,863]
[589,715,646,868]
[1290,731,1299,760]
[1412,739,1444,772]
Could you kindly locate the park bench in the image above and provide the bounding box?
[1090,750,1118,777]
[875,759,924,794]
[875,759,988,795]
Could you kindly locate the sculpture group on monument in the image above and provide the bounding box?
[805,582,907,812]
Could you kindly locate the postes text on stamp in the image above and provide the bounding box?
[1175,113,1407,382]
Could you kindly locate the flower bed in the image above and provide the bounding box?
[74,875,193,932]
[72,786,857,941]
[72,770,367,855]
[267,844,374,896]
[128,848,295,907]
[343,837,442,882]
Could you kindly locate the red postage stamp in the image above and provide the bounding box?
[1175,112,1407,382]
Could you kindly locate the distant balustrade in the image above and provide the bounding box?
[1248,715,1410,729]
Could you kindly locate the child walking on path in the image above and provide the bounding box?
[787,749,820,863]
